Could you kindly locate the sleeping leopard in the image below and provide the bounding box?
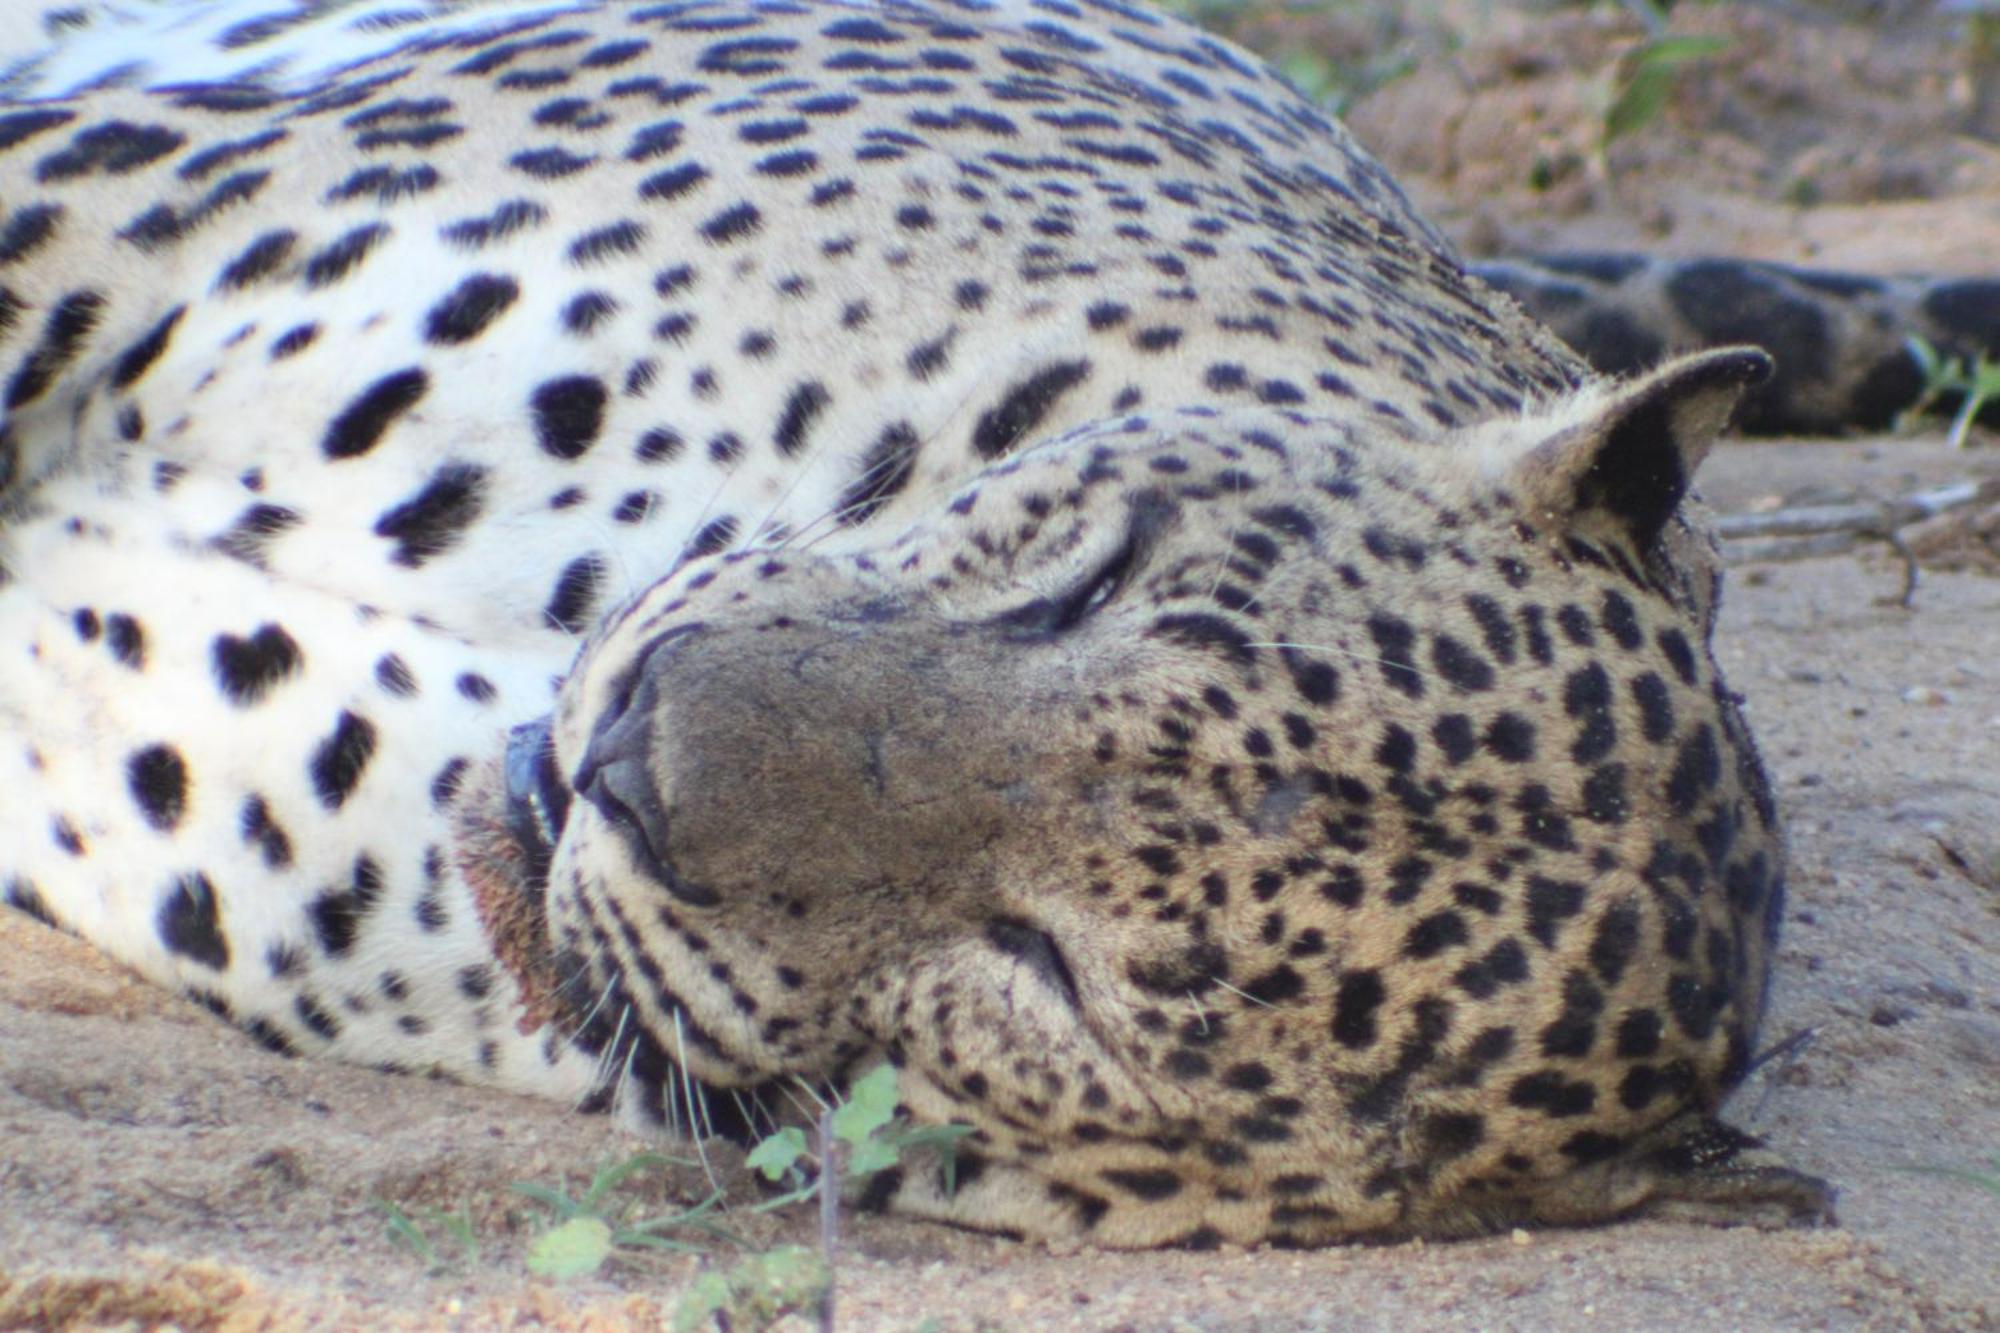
[11,0,1985,1248]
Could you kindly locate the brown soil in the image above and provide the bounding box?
[4,3,1997,1329]
[1343,0,2000,273]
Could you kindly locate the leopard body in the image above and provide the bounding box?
[0,0,1843,1245]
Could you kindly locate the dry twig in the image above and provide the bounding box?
[1718,478,2000,606]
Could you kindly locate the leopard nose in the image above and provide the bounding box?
[573,665,721,909]
[569,621,710,794]
[569,675,646,815]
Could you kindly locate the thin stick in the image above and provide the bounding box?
[1715,480,1991,542]
[818,1104,839,1333]
[1717,478,1998,606]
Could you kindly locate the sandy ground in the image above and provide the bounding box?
[5,2,2000,1329]
[4,439,1996,1330]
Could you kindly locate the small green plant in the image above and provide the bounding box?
[674,1245,832,1333]
[372,1065,971,1330]
[743,1063,975,1201]
[1149,1,1417,114]
[373,1199,482,1274]
[1902,1152,2000,1199]
[1151,0,1244,30]
[1903,336,2000,449]
[509,1151,736,1278]
[1587,0,1732,148]
[1969,7,2000,141]
[1601,32,1732,147]
[678,1064,975,1332]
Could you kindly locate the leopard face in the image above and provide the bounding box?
[489,353,1807,1245]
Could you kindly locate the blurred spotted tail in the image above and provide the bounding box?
[1472,254,2000,436]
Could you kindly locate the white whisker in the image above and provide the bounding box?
[1242,640,1439,683]
[1208,978,1271,1010]
[672,1008,723,1196]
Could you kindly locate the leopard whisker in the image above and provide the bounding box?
[1206,978,1271,1011]
[670,1007,724,1196]
[1241,640,1441,683]
[1203,470,1253,603]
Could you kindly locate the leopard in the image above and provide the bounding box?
[14,0,1957,1249]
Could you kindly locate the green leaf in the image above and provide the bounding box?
[745,1183,820,1215]
[528,1216,613,1279]
[673,1249,829,1333]
[436,1208,480,1258]
[508,1181,582,1219]
[582,1151,689,1209]
[607,1230,707,1254]
[1898,1154,2000,1197]
[888,1123,978,1194]
[1276,50,1342,104]
[1631,34,1732,69]
[831,1063,900,1150]
[1951,359,2000,449]
[621,1188,728,1235]
[1604,35,1729,145]
[891,1123,977,1153]
[673,1270,736,1333]
[745,1126,810,1182]
[738,1246,831,1321]
[374,1200,440,1270]
[757,1244,827,1288]
[1604,68,1673,144]
[846,1137,901,1177]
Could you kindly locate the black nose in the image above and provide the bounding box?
[569,621,708,795]
[574,662,721,909]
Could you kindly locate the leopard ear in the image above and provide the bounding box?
[1499,346,1772,547]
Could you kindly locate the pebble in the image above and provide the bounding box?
[1901,686,1949,706]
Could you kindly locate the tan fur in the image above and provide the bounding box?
[0,2,1832,1246]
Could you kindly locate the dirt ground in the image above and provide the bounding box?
[4,2,1999,1329]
